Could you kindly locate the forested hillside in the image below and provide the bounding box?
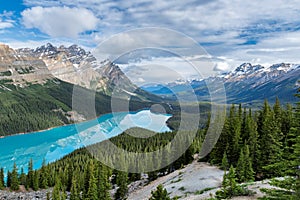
[0,79,161,137]
[0,127,205,199]
[206,96,300,199]
[1,89,299,199]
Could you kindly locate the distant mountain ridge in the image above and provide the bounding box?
[142,62,300,104]
[0,43,161,102]
[2,42,298,104]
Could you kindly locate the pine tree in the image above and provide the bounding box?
[257,100,283,178]
[6,171,11,188]
[39,159,49,189]
[208,108,230,165]
[293,136,300,199]
[221,152,229,170]
[0,168,4,189]
[149,184,171,200]
[215,165,247,199]
[11,163,20,191]
[260,87,300,199]
[98,165,111,200]
[52,177,66,200]
[227,104,242,165]
[243,145,255,182]
[83,162,91,195]
[70,176,80,200]
[273,97,282,124]
[261,135,300,200]
[27,159,34,189]
[67,164,74,191]
[86,161,98,200]
[240,108,247,142]
[61,190,67,200]
[295,86,300,198]
[46,192,50,200]
[245,109,259,173]
[115,171,128,200]
[33,171,39,191]
[19,167,27,186]
[236,148,245,182]
[236,145,255,183]
[281,103,294,138]
[52,178,62,200]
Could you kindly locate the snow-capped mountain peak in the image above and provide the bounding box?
[142,61,300,103]
[268,63,298,72]
[231,63,264,76]
[34,43,58,57]
[234,63,253,73]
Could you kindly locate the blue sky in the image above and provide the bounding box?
[1,0,300,78]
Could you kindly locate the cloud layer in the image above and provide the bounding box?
[1,0,300,80]
[21,6,98,37]
[0,11,14,29]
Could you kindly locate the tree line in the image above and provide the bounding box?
[207,94,300,199]
[0,127,204,199]
[0,91,299,199]
[0,79,167,136]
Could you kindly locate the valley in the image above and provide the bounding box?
[1,1,300,199]
[142,63,300,104]
[0,43,168,137]
[0,42,299,200]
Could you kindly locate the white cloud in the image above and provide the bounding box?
[13,0,300,76]
[91,27,209,64]
[22,0,300,37]
[254,31,300,49]
[137,77,145,83]
[118,54,217,85]
[221,30,300,68]
[4,39,74,49]
[21,6,98,38]
[213,62,230,72]
[0,21,13,29]
[20,1,300,41]
[0,11,14,29]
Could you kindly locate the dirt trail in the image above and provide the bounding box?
[128,161,224,200]
[128,160,277,200]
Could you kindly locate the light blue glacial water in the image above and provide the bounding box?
[0,110,171,174]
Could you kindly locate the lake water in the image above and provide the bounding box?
[0,110,171,174]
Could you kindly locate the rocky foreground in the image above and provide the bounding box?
[0,188,52,200]
[0,161,277,200]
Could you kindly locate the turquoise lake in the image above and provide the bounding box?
[0,110,171,175]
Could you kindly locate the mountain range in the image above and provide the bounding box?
[0,42,299,135]
[0,43,161,100]
[142,62,300,104]
[0,43,162,136]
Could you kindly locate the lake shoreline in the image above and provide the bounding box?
[0,109,172,176]
[0,107,171,139]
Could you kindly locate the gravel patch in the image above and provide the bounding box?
[0,188,52,200]
[128,161,224,200]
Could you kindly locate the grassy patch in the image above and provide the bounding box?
[194,187,216,195]
[171,178,182,184]
[15,67,34,74]
[0,71,12,76]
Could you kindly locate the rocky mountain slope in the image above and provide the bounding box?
[218,63,299,103]
[14,43,161,101]
[0,43,163,136]
[0,43,52,88]
[15,43,123,92]
[142,63,300,104]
